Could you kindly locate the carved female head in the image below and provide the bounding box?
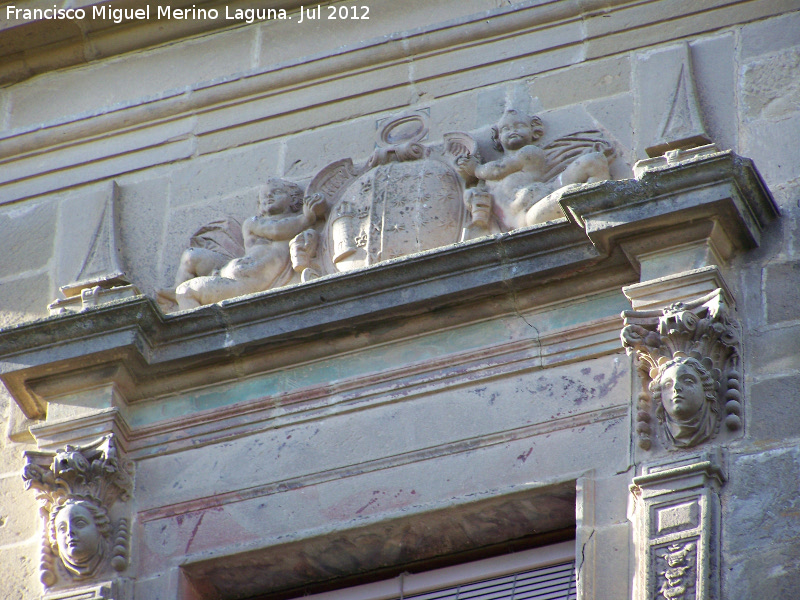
[48,499,111,578]
[491,109,544,152]
[259,179,304,215]
[650,355,719,448]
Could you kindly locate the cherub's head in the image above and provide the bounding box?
[259,179,304,216]
[491,109,544,152]
[48,499,111,577]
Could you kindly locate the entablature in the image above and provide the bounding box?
[0,148,778,449]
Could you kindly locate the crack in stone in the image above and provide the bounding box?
[577,528,595,583]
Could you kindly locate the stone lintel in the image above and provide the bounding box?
[181,479,576,600]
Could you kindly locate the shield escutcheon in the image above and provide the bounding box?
[326,159,465,272]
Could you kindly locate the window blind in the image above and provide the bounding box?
[398,561,577,600]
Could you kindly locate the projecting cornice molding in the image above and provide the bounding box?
[0,0,306,86]
[0,150,778,433]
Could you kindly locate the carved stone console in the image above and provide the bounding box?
[630,452,725,600]
[621,289,741,451]
[22,435,133,600]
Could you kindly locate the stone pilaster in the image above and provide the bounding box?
[630,452,725,600]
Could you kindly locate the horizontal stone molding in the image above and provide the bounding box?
[0,1,307,86]
[559,150,778,255]
[0,221,619,420]
[0,0,791,205]
[137,405,626,521]
[122,317,625,458]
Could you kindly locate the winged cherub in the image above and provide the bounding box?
[456,108,612,231]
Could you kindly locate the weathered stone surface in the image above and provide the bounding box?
[0,272,50,328]
[6,27,255,130]
[578,522,630,599]
[741,46,800,121]
[724,447,800,598]
[0,542,39,600]
[116,175,170,298]
[633,42,710,157]
[53,182,126,295]
[256,0,499,71]
[584,93,635,161]
[747,321,800,379]
[740,10,800,60]
[764,260,800,323]
[690,33,736,152]
[529,56,631,110]
[134,353,629,510]
[0,198,56,279]
[283,117,375,179]
[168,140,282,208]
[0,468,37,543]
[740,113,800,186]
[747,374,800,441]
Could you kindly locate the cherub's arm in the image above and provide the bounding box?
[473,154,525,181]
[244,194,325,245]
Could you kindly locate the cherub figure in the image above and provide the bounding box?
[650,355,720,448]
[456,109,612,231]
[175,179,325,310]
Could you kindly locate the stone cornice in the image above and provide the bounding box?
[559,151,777,253]
[0,0,306,86]
[0,220,613,419]
[0,0,791,205]
[0,150,778,432]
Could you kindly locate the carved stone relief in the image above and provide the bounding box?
[630,453,725,600]
[454,107,614,236]
[621,289,741,451]
[160,107,619,311]
[22,435,133,596]
[49,183,140,315]
[171,179,326,311]
[310,110,467,273]
[635,42,713,158]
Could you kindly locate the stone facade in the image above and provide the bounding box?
[1,1,799,599]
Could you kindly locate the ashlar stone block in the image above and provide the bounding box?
[6,27,255,131]
[528,55,631,111]
[724,446,800,599]
[740,10,800,61]
[740,46,800,121]
[0,272,51,328]
[0,197,56,279]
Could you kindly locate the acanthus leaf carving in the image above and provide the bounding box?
[621,288,742,450]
